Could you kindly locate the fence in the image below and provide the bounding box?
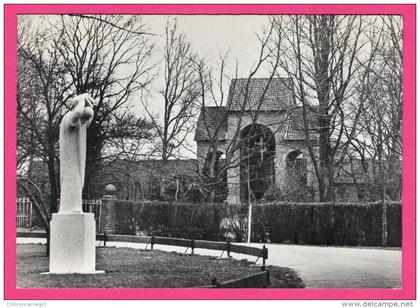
[16,231,270,287]
[97,233,268,270]
[16,197,32,229]
[82,199,102,231]
[16,198,102,231]
[204,271,270,288]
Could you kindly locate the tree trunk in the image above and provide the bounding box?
[208,188,216,203]
[162,140,168,162]
[84,122,103,198]
[47,141,58,215]
[378,121,388,247]
[314,16,333,202]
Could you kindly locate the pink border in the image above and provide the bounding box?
[4,4,416,300]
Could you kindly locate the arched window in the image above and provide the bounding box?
[239,124,275,202]
[204,150,224,177]
[286,150,307,185]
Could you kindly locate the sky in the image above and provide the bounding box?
[19,14,274,159]
[131,15,274,158]
[20,14,402,160]
[135,15,274,109]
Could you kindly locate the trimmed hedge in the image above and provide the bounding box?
[115,201,231,241]
[114,200,401,247]
[251,201,401,246]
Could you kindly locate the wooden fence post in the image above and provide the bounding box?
[151,236,155,250]
[262,245,268,271]
[104,232,108,247]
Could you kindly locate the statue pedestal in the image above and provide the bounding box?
[49,212,97,274]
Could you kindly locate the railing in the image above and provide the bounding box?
[16,198,102,231]
[16,231,268,270]
[97,233,269,270]
[204,271,270,288]
[16,197,32,230]
[17,231,270,288]
[82,199,102,231]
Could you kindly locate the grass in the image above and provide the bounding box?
[16,244,304,288]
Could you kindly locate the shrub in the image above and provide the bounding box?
[251,201,401,246]
[114,200,401,246]
[115,200,231,240]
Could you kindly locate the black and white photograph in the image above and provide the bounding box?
[15,12,403,291]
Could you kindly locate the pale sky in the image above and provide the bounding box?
[19,14,274,158]
[134,15,274,157]
[136,15,273,112]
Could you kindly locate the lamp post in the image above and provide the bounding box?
[247,201,252,243]
[247,153,252,243]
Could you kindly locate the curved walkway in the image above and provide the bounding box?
[246,243,401,288]
[17,238,401,288]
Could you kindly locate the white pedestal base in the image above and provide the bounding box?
[49,213,97,274]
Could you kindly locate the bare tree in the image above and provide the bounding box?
[270,15,370,201]
[17,15,157,252]
[142,19,201,162]
[18,24,74,216]
[102,113,157,162]
[17,20,75,254]
[53,14,156,197]
[192,20,285,203]
[347,16,402,246]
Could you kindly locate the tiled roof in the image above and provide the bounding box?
[284,107,318,141]
[335,160,369,184]
[194,106,228,141]
[227,78,293,111]
[113,159,198,179]
[335,173,369,184]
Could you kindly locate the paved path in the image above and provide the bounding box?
[17,238,401,288]
[247,243,401,288]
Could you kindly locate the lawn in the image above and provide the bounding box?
[16,244,304,288]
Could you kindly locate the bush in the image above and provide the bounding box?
[115,200,231,240]
[251,201,401,246]
[114,200,401,247]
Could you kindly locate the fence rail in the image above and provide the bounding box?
[16,197,32,229]
[81,199,102,231]
[17,231,270,288]
[16,198,102,230]
[202,270,270,288]
[17,231,268,269]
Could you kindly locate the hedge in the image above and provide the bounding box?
[115,201,233,241]
[114,200,401,247]
[251,201,401,246]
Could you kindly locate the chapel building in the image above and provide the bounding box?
[195,78,320,204]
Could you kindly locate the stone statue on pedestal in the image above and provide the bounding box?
[49,93,102,274]
[59,93,94,213]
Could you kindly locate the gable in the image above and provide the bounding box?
[194,106,228,141]
[227,78,293,111]
[284,107,318,141]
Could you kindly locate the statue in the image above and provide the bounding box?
[59,93,95,213]
[49,93,101,274]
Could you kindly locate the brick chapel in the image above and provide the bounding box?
[194,78,325,204]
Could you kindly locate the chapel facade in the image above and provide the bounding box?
[195,78,320,204]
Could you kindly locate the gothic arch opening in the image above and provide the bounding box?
[239,124,275,203]
[204,150,224,177]
[285,150,308,186]
[204,150,227,201]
